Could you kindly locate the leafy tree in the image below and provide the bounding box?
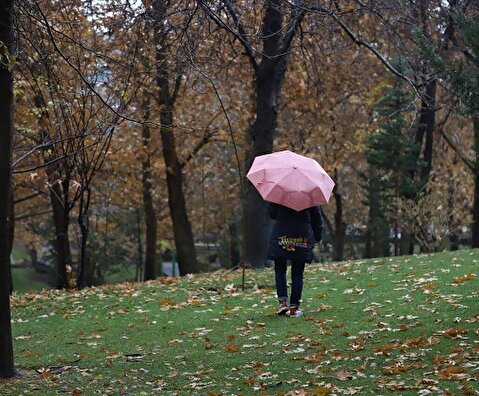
[147,0,199,275]
[200,0,305,267]
[416,4,479,247]
[361,83,423,257]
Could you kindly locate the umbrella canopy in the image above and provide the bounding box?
[246,150,335,211]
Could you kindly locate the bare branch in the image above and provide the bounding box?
[278,0,305,57]
[326,10,421,96]
[15,209,52,222]
[198,0,259,72]
[33,1,143,127]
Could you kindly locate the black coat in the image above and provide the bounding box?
[268,203,323,263]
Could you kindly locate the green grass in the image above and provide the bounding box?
[11,267,51,294]
[1,250,478,395]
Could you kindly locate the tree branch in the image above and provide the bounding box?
[33,1,144,127]
[198,0,258,73]
[278,0,305,58]
[326,9,421,96]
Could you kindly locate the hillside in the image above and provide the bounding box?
[1,250,478,395]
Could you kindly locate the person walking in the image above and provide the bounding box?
[268,202,323,317]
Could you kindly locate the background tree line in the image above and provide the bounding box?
[1,0,479,376]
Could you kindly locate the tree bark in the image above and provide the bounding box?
[417,79,437,186]
[50,180,72,289]
[142,99,157,280]
[32,86,73,289]
[228,218,241,268]
[135,208,143,281]
[160,110,198,274]
[0,0,18,378]
[472,117,479,247]
[153,0,198,275]
[76,189,91,289]
[332,171,345,261]
[8,189,14,293]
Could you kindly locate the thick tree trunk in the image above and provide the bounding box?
[244,77,279,268]
[153,0,197,275]
[0,0,17,377]
[160,110,198,274]
[142,101,157,280]
[8,190,14,293]
[364,228,372,259]
[472,118,479,248]
[244,2,292,268]
[135,208,143,281]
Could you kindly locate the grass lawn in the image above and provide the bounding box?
[11,267,51,294]
[1,250,478,395]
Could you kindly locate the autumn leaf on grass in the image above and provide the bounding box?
[336,370,354,381]
[439,328,467,339]
[159,277,176,285]
[355,360,368,373]
[453,273,476,284]
[401,336,425,348]
[437,365,469,381]
[286,388,332,396]
[106,351,122,359]
[305,352,324,363]
[421,283,436,293]
[313,385,334,395]
[382,362,424,375]
[374,343,397,356]
[158,298,173,307]
[225,342,239,352]
[36,368,57,381]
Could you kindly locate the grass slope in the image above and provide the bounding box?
[1,250,478,395]
[11,267,51,294]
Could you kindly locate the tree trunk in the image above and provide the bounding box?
[142,99,157,280]
[228,219,241,268]
[160,110,198,274]
[50,181,72,289]
[76,189,91,289]
[472,117,479,247]
[244,2,294,268]
[399,232,411,255]
[0,0,17,377]
[135,208,143,281]
[153,0,197,275]
[446,155,459,250]
[35,88,73,289]
[244,67,281,269]
[417,79,437,185]
[332,171,345,262]
[8,190,14,293]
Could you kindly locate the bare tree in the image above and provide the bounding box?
[146,0,199,275]
[200,0,305,267]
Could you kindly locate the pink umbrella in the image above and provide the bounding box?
[246,150,335,211]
